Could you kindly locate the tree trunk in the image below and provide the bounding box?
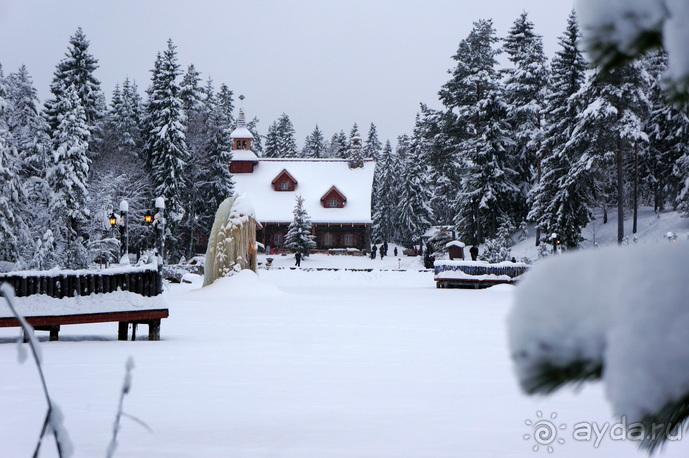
[617,138,624,244]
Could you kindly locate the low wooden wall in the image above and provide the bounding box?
[0,268,162,298]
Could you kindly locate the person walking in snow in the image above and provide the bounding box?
[371,244,378,260]
[295,251,302,267]
[470,244,479,261]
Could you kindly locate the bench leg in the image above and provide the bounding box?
[118,322,128,341]
[49,326,60,341]
[148,319,161,341]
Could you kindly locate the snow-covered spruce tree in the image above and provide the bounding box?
[363,123,382,161]
[47,84,91,268]
[568,61,651,244]
[285,195,316,257]
[28,229,61,270]
[262,120,280,158]
[142,39,190,256]
[454,89,519,244]
[440,19,519,243]
[644,51,689,212]
[277,113,298,158]
[43,27,103,147]
[396,126,433,247]
[197,82,235,242]
[414,104,461,225]
[0,66,21,262]
[527,10,594,249]
[327,130,348,158]
[302,125,326,158]
[348,123,364,169]
[371,140,397,243]
[503,12,549,223]
[5,65,52,262]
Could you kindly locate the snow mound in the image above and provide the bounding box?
[509,241,689,449]
[195,269,284,299]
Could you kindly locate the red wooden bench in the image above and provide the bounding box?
[0,309,169,341]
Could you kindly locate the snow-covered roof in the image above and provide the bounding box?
[232,159,375,224]
[232,149,259,161]
[229,127,254,139]
[446,241,466,248]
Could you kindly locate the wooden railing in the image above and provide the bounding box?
[0,267,162,299]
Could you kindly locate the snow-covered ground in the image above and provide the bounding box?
[1,208,688,457]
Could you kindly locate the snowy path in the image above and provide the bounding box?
[0,269,686,457]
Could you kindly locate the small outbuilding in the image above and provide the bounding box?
[446,241,466,260]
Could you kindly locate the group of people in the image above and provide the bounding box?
[370,242,391,260]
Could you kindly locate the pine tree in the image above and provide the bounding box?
[396,129,433,246]
[285,195,316,256]
[263,120,280,158]
[568,61,651,244]
[302,125,326,158]
[528,10,593,248]
[142,40,190,231]
[44,27,103,137]
[0,66,20,261]
[440,19,518,242]
[644,51,689,212]
[277,113,298,157]
[328,130,348,158]
[371,140,397,243]
[364,123,382,161]
[348,123,364,168]
[503,12,549,222]
[46,84,91,268]
[454,91,519,243]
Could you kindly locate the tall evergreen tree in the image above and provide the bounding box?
[0,65,20,261]
[528,10,593,248]
[371,140,397,243]
[364,123,383,161]
[302,125,326,158]
[644,51,689,212]
[277,113,298,158]
[396,128,433,246]
[439,19,518,242]
[503,12,549,221]
[568,61,651,244]
[46,84,91,268]
[348,123,364,168]
[285,195,316,256]
[263,120,280,158]
[143,39,189,234]
[44,27,103,138]
[328,130,348,158]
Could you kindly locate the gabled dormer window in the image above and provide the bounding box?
[271,169,298,191]
[320,186,346,208]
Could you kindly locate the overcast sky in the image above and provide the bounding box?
[0,0,576,146]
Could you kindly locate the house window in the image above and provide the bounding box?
[327,199,339,208]
[343,234,354,246]
[323,232,335,247]
[273,233,284,246]
[279,181,290,191]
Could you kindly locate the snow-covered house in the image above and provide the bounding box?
[230,109,375,252]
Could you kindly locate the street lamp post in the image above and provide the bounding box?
[119,200,129,263]
[154,197,165,295]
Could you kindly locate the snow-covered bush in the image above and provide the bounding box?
[481,222,514,263]
[509,242,689,452]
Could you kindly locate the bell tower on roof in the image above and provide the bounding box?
[229,95,259,173]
